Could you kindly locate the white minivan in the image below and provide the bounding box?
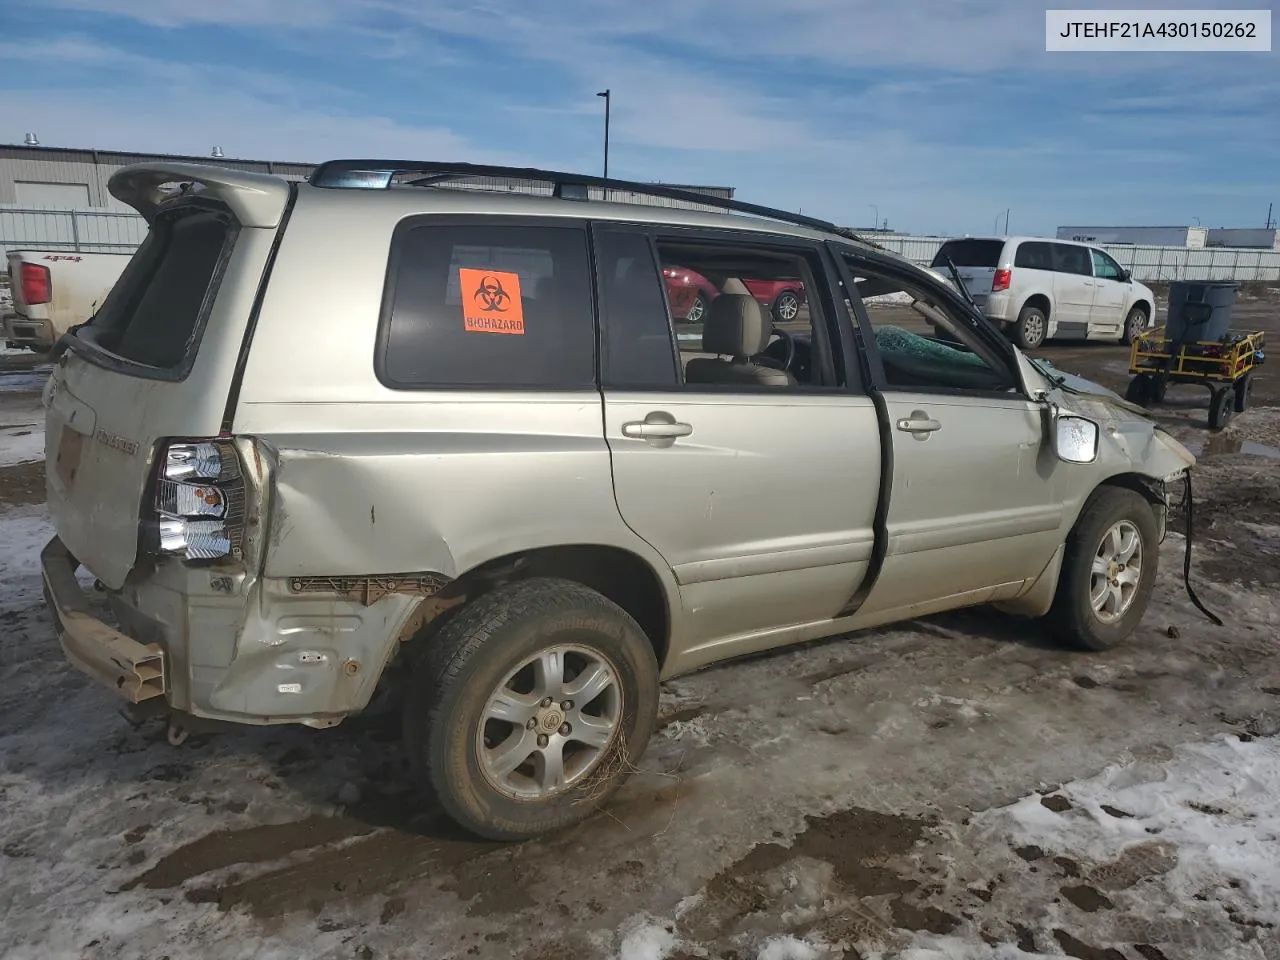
[930,237,1156,349]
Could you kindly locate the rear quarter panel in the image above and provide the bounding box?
[233,190,680,593]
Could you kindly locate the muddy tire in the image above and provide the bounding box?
[1013,304,1047,350]
[402,577,659,841]
[1045,487,1158,652]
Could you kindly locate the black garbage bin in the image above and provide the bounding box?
[1166,280,1237,342]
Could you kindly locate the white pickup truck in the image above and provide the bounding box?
[3,250,131,352]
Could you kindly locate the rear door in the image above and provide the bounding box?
[44,176,288,588]
[1049,242,1096,337]
[595,225,881,662]
[929,239,1004,311]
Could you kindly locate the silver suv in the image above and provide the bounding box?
[40,160,1195,841]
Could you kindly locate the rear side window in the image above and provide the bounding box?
[1013,241,1053,270]
[1051,243,1093,276]
[82,204,236,374]
[930,239,1003,268]
[380,221,594,389]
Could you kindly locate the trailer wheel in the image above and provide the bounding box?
[1125,374,1155,407]
[1208,389,1234,431]
[1234,374,1252,413]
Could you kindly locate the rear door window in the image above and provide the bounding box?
[379,220,595,389]
[1013,241,1053,270]
[78,204,237,375]
[1051,243,1093,276]
[930,239,1004,268]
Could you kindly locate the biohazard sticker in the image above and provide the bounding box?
[459,268,525,335]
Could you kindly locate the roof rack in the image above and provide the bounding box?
[308,159,884,249]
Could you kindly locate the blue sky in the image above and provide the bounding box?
[1,0,1276,235]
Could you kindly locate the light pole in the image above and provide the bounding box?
[596,89,611,179]
[869,204,878,231]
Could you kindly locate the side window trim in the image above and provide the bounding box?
[374,213,598,392]
[833,245,1029,400]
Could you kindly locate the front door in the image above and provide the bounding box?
[836,249,1066,623]
[1088,248,1129,338]
[593,226,882,659]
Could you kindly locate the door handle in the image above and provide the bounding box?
[622,420,693,439]
[896,414,942,437]
[622,412,693,447]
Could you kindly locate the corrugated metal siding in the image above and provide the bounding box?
[3,209,1279,281]
[876,236,1280,282]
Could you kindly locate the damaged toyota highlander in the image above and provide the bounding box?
[39,159,1196,841]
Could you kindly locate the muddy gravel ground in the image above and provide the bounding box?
[1,298,1278,960]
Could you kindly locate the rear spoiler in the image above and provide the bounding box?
[108,162,291,229]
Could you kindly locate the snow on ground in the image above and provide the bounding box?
[0,365,45,466]
[0,505,53,610]
[0,427,43,467]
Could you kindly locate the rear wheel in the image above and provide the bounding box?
[402,577,659,841]
[685,294,708,324]
[1045,487,1158,652]
[1014,304,1047,349]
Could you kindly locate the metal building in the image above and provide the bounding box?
[0,142,733,210]
[1056,225,1209,248]
[0,143,735,256]
[1206,228,1280,250]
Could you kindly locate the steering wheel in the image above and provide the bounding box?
[757,327,796,371]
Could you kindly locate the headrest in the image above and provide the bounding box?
[703,294,768,357]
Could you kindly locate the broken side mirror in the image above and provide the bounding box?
[1054,413,1100,464]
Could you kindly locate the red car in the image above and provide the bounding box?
[662,266,805,324]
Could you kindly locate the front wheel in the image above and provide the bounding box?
[1209,389,1234,431]
[685,294,708,325]
[402,578,659,841]
[1044,487,1158,651]
[772,290,801,323]
[1122,306,1149,344]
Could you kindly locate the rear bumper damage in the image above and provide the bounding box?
[41,536,431,727]
[41,536,167,703]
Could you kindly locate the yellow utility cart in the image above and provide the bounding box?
[1126,326,1265,431]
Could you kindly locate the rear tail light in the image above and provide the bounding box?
[20,262,52,305]
[152,440,246,562]
[992,269,1012,292]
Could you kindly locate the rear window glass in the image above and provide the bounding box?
[84,206,235,372]
[930,239,1003,268]
[380,222,595,389]
[1013,241,1053,269]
